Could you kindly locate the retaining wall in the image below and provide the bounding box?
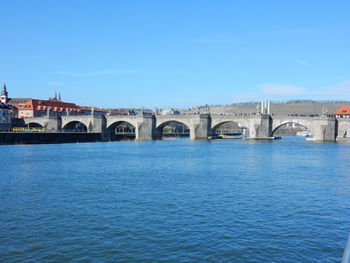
[0,132,103,145]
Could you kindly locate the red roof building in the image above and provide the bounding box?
[5,86,136,118]
[334,105,350,118]
[15,98,81,118]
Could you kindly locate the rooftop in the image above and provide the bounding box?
[16,98,80,112]
[334,105,350,115]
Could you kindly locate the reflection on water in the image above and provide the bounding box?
[1,137,350,262]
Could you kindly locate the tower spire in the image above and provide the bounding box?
[2,83,7,95]
[1,83,9,104]
[58,92,61,101]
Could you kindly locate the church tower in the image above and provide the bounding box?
[0,83,8,104]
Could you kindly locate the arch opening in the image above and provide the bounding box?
[63,121,88,132]
[156,121,189,140]
[211,121,245,138]
[272,122,311,137]
[27,122,44,128]
[107,121,136,141]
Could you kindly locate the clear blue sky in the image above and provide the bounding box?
[1,0,350,108]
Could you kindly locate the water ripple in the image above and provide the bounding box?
[1,138,349,262]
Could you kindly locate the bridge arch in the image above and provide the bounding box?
[62,121,88,132]
[61,116,103,132]
[271,121,312,137]
[26,122,44,128]
[23,118,48,129]
[156,118,192,130]
[211,121,246,136]
[106,121,136,140]
[155,120,190,139]
[210,117,251,137]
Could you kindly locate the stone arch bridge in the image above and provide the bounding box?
[23,113,345,141]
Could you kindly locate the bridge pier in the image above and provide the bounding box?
[190,114,211,140]
[45,117,62,131]
[88,115,105,133]
[247,114,273,139]
[135,113,155,140]
[306,117,337,142]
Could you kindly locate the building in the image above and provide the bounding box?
[0,84,12,130]
[3,85,136,120]
[6,90,81,118]
[4,85,81,118]
[0,103,11,130]
[15,97,81,118]
[334,105,350,118]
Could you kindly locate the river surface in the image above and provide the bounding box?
[1,137,350,262]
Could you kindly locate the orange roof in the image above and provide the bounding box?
[334,105,350,115]
[8,98,31,105]
[17,98,80,112]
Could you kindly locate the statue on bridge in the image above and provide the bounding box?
[322,107,329,116]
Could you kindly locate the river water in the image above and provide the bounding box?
[1,137,350,262]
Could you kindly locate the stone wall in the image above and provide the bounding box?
[0,132,103,145]
[337,118,350,138]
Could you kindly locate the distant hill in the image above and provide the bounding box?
[183,101,350,115]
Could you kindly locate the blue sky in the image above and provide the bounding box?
[1,0,350,108]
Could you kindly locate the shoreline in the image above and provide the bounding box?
[2,132,350,145]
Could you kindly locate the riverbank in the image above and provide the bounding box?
[0,132,103,145]
[336,137,350,143]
